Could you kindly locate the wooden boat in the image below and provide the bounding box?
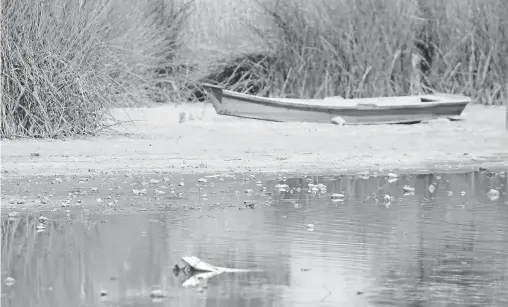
[202,83,472,125]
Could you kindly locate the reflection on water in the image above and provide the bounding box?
[2,171,508,306]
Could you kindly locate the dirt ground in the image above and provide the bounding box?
[1,103,508,179]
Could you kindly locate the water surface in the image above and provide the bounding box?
[2,170,508,306]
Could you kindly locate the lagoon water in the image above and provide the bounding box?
[2,171,508,306]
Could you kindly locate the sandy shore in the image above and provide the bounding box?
[1,103,507,178]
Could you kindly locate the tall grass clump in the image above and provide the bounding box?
[244,0,508,104]
[1,0,193,138]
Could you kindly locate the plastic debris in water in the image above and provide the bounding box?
[154,189,166,195]
[428,184,436,194]
[198,178,207,183]
[308,183,326,194]
[91,187,99,193]
[447,191,454,196]
[388,173,398,179]
[306,224,315,231]
[274,184,290,193]
[308,184,319,194]
[179,182,185,187]
[150,289,166,298]
[4,277,16,286]
[132,189,147,196]
[461,191,466,196]
[316,184,327,193]
[331,116,346,125]
[487,189,500,201]
[330,193,345,203]
[8,212,20,220]
[403,185,415,193]
[36,223,46,232]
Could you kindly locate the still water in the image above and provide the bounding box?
[2,170,508,307]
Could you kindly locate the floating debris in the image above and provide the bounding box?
[274,184,290,193]
[461,191,466,196]
[357,171,370,180]
[244,202,255,209]
[308,184,319,193]
[154,189,166,195]
[39,216,49,223]
[330,193,345,202]
[36,223,46,232]
[308,183,326,193]
[383,194,393,202]
[96,198,103,203]
[387,173,398,179]
[447,191,454,196]
[179,182,185,187]
[150,179,161,184]
[403,185,415,193]
[132,189,147,196]
[487,189,500,201]
[91,187,99,193]
[53,177,63,184]
[256,180,263,186]
[306,224,315,231]
[150,289,166,298]
[316,183,327,193]
[100,290,108,297]
[428,184,436,194]
[4,277,16,287]
[8,212,20,219]
[198,178,207,183]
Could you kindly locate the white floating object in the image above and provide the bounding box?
[132,189,147,196]
[403,185,415,192]
[428,184,436,194]
[387,173,398,179]
[274,184,290,192]
[330,193,345,202]
[487,189,500,201]
[5,277,16,286]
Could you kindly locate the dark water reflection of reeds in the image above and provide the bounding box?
[2,171,508,306]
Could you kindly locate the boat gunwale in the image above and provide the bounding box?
[202,83,471,112]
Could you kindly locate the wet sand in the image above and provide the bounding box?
[1,103,508,178]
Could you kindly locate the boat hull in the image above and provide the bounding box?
[203,84,471,125]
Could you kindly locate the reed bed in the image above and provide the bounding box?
[2,0,506,138]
